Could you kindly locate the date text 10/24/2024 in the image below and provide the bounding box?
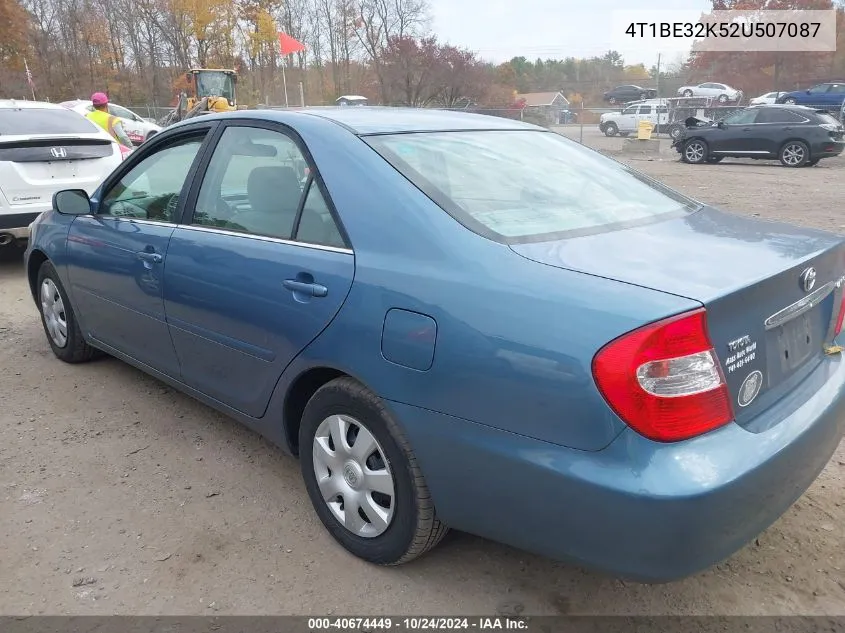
[307,618,529,631]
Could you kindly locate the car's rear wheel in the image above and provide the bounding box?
[299,377,448,565]
[682,139,708,164]
[604,122,618,137]
[683,89,693,97]
[779,141,809,167]
[783,97,797,104]
[807,158,820,166]
[717,94,728,103]
[37,261,98,363]
[707,156,723,163]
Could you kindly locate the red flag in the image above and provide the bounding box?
[278,32,306,56]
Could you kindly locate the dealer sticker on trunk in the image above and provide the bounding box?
[737,370,763,407]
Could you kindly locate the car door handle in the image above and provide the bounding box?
[283,279,328,297]
[137,251,162,264]
[742,127,751,131]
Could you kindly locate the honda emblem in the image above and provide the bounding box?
[50,147,67,159]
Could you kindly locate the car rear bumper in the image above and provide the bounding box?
[0,211,43,241]
[392,353,845,582]
[811,139,845,158]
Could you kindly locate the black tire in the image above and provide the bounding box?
[36,260,99,363]
[807,158,820,166]
[683,89,693,97]
[707,156,723,163]
[779,140,809,167]
[639,93,647,100]
[608,97,617,104]
[682,138,708,164]
[604,122,618,137]
[619,132,630,137]
[144,131,157,142]
[783,97,797,105]
[718,94,728,103]
[299,377,448,565]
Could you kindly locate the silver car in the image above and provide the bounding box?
[677,82,742,103]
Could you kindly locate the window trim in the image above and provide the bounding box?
[180,119,352,250]
[92,126,216,223]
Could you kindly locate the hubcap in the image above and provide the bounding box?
[40,278,68,348]
[312,414,395,538]
[783,144,805,165]
[685,142,705,162]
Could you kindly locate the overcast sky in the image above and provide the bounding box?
[428,0,711,68]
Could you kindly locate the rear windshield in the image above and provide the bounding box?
[366,130,696,243]
[0,107,99,135]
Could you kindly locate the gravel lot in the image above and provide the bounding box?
[1,129,843,616]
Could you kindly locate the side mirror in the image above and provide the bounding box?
[53,189,91,216]
[806,89,811,94]
[717,120,726,129]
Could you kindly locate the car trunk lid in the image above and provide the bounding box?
[0,136,117,206]
[510,206,845,429]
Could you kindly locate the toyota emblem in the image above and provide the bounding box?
[799,267,817,293]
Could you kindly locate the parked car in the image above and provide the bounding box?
[673,104,844,167]
[602,85,656,104]
[24,107,845,583]
[60,99,162,145]
[0,99,128,249]
[749,91,787,105]
[599,99,669,137]
[776,82,845,109]
[676,82,742,103]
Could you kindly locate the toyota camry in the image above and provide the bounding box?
[24,107,845,582]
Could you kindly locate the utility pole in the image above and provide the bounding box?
[656,52,661,98]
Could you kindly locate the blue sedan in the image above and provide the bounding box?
[24,107,845,582]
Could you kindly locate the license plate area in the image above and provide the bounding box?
[766,302,828,383]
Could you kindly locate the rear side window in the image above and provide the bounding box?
[639,106,652,114]
[756,109,806,123]
[367,130,695,243]
[0,108,99,135]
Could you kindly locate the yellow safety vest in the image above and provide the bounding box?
[86,109,120,142]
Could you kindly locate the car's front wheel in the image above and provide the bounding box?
[603,122,618,137]
[37,261,99,363]
[299,377,448,565]
[779,141,809,167]
[682,139,708,164]
[683,89,694,97]
[783,97,797,105]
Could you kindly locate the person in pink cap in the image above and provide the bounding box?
[86,92,133,148]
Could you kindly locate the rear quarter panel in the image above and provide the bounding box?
[279,117,702,451]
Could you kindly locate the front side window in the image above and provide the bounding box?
[100,136,206,222]
[366,130,696,242]
[722,109,758,125]
[622,106,636,115]
[639,106,652,114]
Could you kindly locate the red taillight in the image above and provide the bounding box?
[592,308,734,443]
[835,293,845,336]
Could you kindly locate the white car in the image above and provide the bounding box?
[0,100,127,247]
[676,82,742,103]
[749,91,787,105]
[59,100,162,145]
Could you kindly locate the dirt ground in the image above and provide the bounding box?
[1,131,843,616]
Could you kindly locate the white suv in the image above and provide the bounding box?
[60,100,162,145]
[0,100,126,247]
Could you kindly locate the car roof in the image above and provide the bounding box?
[176,106,542,135]
[0,99,68,110]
